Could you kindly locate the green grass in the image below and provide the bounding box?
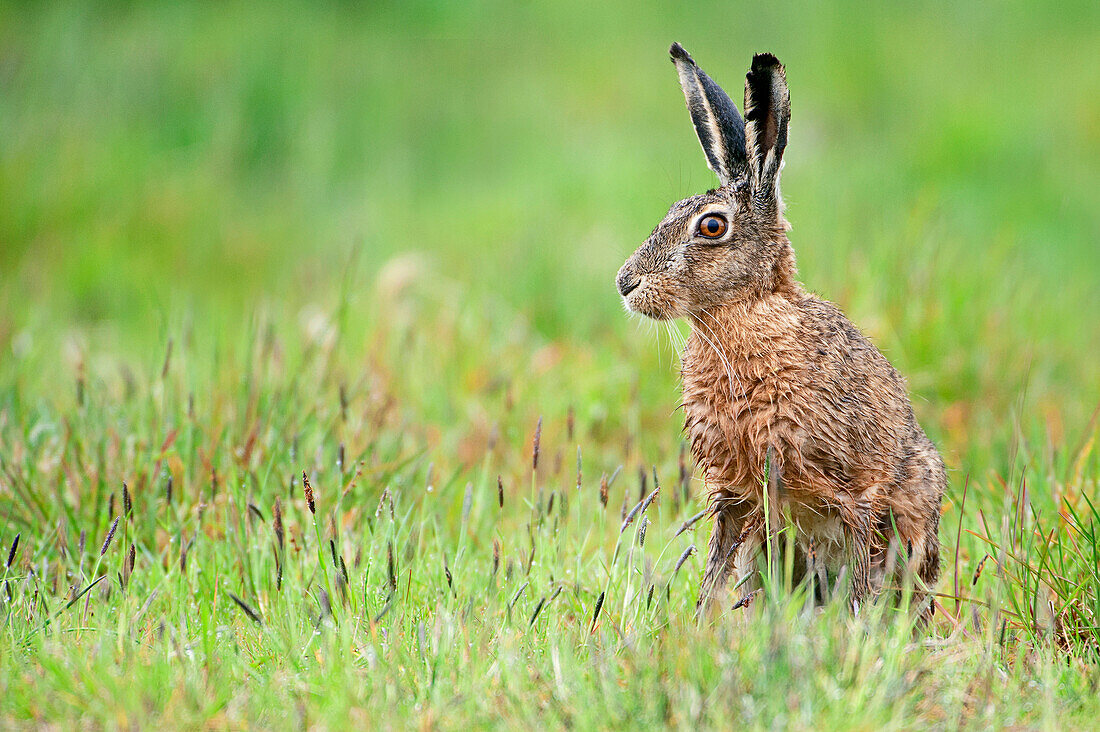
[1,0,1099,728]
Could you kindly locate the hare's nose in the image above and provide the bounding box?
[617,271,641,297]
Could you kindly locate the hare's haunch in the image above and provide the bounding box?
[617,45,945,616]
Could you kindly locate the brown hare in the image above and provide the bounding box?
[616,44,946,616]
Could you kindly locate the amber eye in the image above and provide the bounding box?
[697,214,728,239]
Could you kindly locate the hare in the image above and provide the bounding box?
[616,44,946,616]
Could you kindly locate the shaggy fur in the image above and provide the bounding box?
[616,45,946,616]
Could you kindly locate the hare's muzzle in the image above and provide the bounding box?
[616,270,641,297]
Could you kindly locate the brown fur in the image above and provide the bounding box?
[617,47,946,616]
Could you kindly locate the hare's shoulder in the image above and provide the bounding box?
[794,295,902,383]
[790,293,918,441]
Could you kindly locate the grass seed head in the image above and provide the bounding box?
[375,487,391,519]
[576,446,582,490]
[973,554,991,586]
[229,592,263,625]
[532,416,543,471]
[620,487,659,534]
[590,590,605,632]
[100,517,120,557]
[122,482,132,517]
[302,471,316,515]
[672,545,696,579]
[387,540,397,591]
[5,533,19,569]
[179,534,189,573]
[529,595,547,627]
[497,476,504,508]
[675,510,708,538]
[732,589,761,611]
[272,497,284,551]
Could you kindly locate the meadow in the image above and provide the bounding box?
[1,1,1098,728]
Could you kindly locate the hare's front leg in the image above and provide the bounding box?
[696,506,750,616]
[697,504,764,617]
[696,509,738,615]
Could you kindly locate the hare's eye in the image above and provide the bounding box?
[697,215,728,239]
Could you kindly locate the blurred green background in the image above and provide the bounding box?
[1,4,1099,725]
[1,0,1098,472]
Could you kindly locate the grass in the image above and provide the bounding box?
[1,0,1099,728]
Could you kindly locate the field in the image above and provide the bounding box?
[1,1,1099,728]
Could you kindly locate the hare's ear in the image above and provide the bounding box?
[669,43,748,187]
[743,53,790,201]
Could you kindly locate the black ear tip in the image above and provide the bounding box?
[669,42,694,64]
[751,52,783,72]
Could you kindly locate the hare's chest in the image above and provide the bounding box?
[682,371,786,490]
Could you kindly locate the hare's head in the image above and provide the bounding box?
[617,45,796,320]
